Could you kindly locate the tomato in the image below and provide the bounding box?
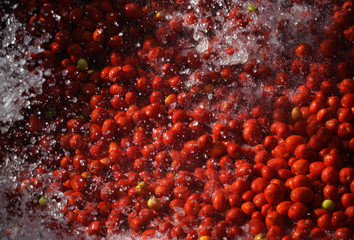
[292,229,308,240]
[291,159,310,175]
[248,219,266,236]
[341,193,354,208]
[310,227,326,239]
[323,185,339,201]
[124,3,142,19]
[226,207,244,225]
[320,38,337,58]
[264,183,285,205]
[261,166,276,181]
[265,211,284,227]
[184,200,200,216]
[276,201,292,216]
[70,175,87,192]
[340,79,354,94]
[335,227,353,240]
[290,187,314,204]
[212,191,228,212]
[267,158,288,171]
[339,168,354,186]
[321,167,339,185]
[235,163,255,179]
[243,124,262,145]
[199,204,216,218]
[338,122,354,139]
[228,193,242,209]
[292,174,313,188]
[68,192,86,209]
[331,211,348,228]
[296,219,315,231]
[323,153,343,170]
[87,221,105,236]
[288,202,308,221]
[285,135,306,152]
[251,178,269,194]
[241,201,256,216]
[317,214,332,230]
[341,94,354,108]
[309,162,325,178]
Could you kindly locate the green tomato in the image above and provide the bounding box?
[147,196,162,210]
[321,199,335,212]
[38,196,47,206]
[254,233,267,240]
[248,4,257,13]
[135,182,148,196]
[77,58,88,72]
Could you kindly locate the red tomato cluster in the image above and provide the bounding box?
[1,0,354,240]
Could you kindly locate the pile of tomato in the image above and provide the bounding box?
[1,0,353,239]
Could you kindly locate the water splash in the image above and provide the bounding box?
[0,14,45,131]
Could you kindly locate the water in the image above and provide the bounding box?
[0,14,46,132]
[0,12,57,240]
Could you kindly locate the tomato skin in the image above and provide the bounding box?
[243,124,261,145]
[290,187,314,204]
[296,219,315,231]
[248,219,266,236]
[291,159,310,175]
[323,153,343,170]
[344,206,354,219]
[253,193,267,209]
[184,200,200,216]
[340,79,354,94]
[288,202,308,221]
[339,168,354,186]
[331,211,348,228]
[310,227,326,239]
[323,185,339,201]
[309,162,325,179]
[251,177,269,194]
[338,122,354,139]
[341,193,354,208]
[264,183,285,205]
[87,221,105,236]
[321,167,339,185]
[70,175,87,192]
[265,211,285,227]
[267,157,288,171]
[267,225,285,239]
[335,227,353,240]
[212,191,228,212]
[285,135,306,152]
[294,144,318,162]
[317,214,333,230]
[341,93,354,108]
[338,108,353,123]
[276,201,292,216]
[291,175,313,189]
[225,207,244,225]
[241,201,256,216]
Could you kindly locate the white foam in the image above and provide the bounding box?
[0,14,45,130]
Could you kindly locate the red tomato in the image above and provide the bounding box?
[290,187,314,204]
[288,202,308,221]
[264,183,285,205]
